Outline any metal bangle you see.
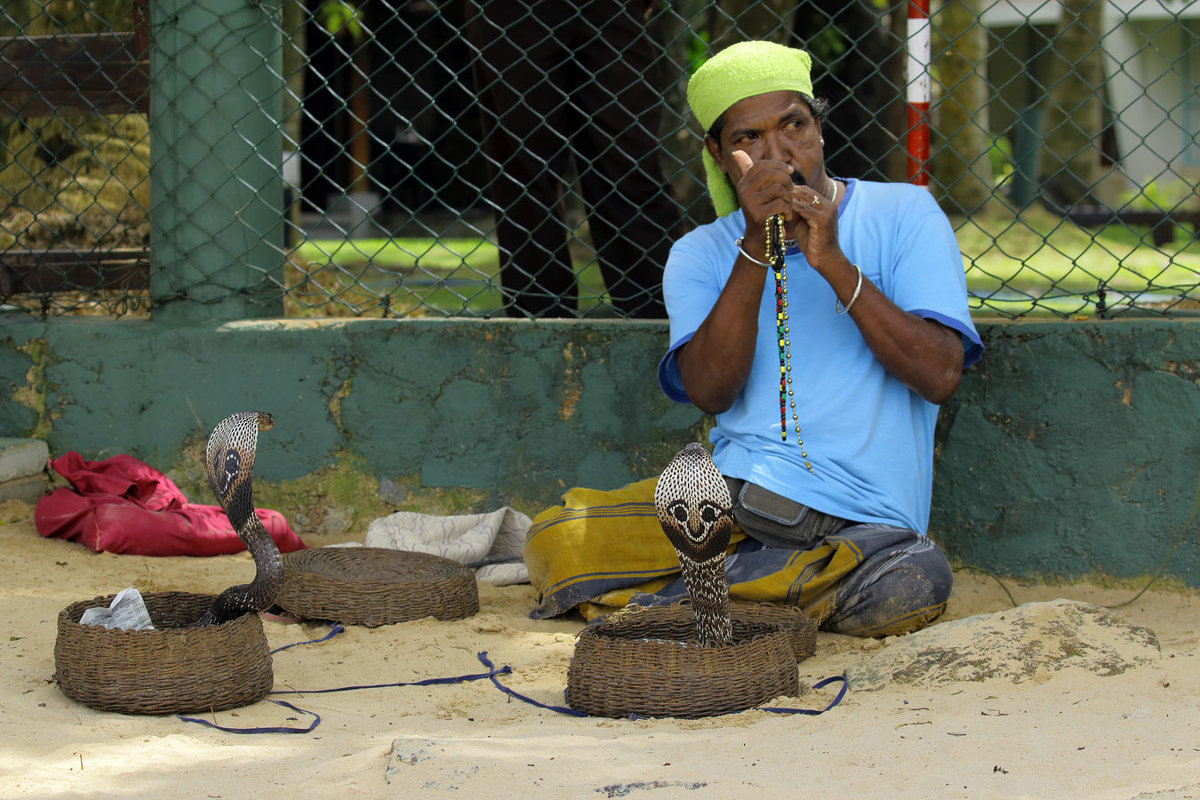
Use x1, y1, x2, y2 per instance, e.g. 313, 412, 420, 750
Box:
836, 264, 864, 314
734, 237, 773, 269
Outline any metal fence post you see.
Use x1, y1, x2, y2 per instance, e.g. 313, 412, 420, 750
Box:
149, 0, 284, 322
906, 0, 931, 187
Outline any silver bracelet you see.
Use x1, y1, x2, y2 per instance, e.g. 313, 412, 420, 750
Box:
734, 237, 773, 269
836, 264, 864, 314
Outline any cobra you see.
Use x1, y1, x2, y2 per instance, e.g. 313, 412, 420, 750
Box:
653, 442, 735, 646
192, 411, 284, 627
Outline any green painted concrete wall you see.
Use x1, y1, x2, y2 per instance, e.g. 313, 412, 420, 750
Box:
1, 315, 1196, 586
0, 316, 702, 504
931, 318, 1200, 585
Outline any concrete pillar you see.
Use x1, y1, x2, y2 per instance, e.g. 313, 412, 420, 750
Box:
149, 0, 285, 322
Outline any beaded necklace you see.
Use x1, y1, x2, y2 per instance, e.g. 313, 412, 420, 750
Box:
765, 215, 812, 474
764, 178, 839, 476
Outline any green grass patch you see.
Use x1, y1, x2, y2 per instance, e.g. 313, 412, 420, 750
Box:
295, 237, 499, 272
289, 236, 617, 317
957, 204, 1200, 317
287, 206, 1200, 319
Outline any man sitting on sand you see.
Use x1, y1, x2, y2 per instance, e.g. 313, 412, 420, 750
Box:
525, 41, 983, 637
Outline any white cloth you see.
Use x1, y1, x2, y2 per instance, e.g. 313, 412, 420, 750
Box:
79, 587, 154, 630
364, 507, 531, 585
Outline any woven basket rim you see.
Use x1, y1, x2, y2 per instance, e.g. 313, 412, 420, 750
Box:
283, 546, 470, 579
586, 612, 784, 646
277, 546, 479, 626
55, 591, 273, 715
566, 605, 801, 718
60, 591, 250, 630
603, 601, 818, 659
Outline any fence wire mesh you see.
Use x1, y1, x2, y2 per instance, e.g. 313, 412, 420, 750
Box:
0, 0, 1197, 320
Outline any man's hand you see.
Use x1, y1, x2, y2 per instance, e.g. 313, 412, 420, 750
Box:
731, 150, 841, 274
730, 150, 801, 257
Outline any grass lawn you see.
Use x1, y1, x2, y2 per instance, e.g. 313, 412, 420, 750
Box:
287, 207, 1200, 319
288, 236, 613, 318
955, 205, 1200, 317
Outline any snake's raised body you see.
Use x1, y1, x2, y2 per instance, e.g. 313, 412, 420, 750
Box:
653, 443, 735, 646
192, 411, 284, 627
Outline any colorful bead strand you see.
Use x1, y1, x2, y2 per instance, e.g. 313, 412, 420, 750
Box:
765, 214, 814, 475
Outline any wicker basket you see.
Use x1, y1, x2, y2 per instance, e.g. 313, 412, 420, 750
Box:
55, 592, 274, 715
275, 547, 479, 627
729, 601, 818, 661
566, 606, 799, 718
614, 601, 819, 662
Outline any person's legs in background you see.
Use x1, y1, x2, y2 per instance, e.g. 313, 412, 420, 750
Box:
572, 0, 680, 318
465, 1, 580, 317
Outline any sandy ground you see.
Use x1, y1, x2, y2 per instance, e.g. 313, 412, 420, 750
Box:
1, 497, 1198, 800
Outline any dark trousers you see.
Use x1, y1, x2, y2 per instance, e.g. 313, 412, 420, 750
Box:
465, 0, 680, 318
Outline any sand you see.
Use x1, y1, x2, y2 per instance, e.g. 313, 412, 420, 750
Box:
1, 497, 1198, 800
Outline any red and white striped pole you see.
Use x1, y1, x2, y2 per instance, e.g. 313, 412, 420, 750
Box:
906, 0, 931, 187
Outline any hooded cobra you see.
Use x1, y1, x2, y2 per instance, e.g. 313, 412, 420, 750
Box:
192, 411, 284, 627
653, 443, 735, 646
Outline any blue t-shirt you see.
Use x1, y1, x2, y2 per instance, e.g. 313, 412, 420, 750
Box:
657, 179, 983, 532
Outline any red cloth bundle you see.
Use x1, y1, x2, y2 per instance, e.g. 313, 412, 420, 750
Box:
35, 452, 306, 556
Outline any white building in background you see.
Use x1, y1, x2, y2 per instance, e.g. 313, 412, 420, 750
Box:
982, 0, 1199, 194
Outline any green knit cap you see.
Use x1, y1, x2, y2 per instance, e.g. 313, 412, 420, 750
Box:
687, 41, 814, 217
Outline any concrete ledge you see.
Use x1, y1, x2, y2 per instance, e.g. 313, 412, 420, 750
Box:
0, 315, 1196, 586
0, 473, 48, 505
0, 437, 48, 483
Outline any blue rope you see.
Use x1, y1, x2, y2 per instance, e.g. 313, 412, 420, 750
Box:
759, 674, 849, 715
475, 652, 848, 718
178, 624, 510, 734
269, 663, 512, 696
179, 627, 848, 733
177, 699, 320, 735
477, 651, 588, 717
269, 622, 344, 654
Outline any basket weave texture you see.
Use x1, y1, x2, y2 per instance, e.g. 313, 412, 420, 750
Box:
276, 547, 479, 627
729, 601, 818, 661
566, 606, 799, 718
55, 591, 274, 715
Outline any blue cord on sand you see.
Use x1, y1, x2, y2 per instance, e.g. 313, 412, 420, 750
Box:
178, 624, 510, 734
269, 622, 344, 654
475, 651, 848, 719
178, 626, 848, 733
477, 651, 588, 717
178, 699, 320, 735
759, 674, 848, 715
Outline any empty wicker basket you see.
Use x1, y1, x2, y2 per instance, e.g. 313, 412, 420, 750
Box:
55, 591, 274, 715
275, 547, 479, 627
566, 605, 799, 719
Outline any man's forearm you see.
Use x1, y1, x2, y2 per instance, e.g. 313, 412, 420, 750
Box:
843, 275, 964, 404
677, 259, 770, 414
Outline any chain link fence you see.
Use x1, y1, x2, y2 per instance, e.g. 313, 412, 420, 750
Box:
0, 0, 1197, 320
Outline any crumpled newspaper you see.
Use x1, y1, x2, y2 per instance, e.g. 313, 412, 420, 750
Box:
79, 587, 154, 630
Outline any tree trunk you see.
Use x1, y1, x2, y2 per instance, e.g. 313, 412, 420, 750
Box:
281, 0, 305, 247
1040, 0, 1105, 206
657, 0, 711, 227
930, 0, 992, 212
281, 2, 306, 169
795, 0, 901, 183
884, 2, 910, 182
